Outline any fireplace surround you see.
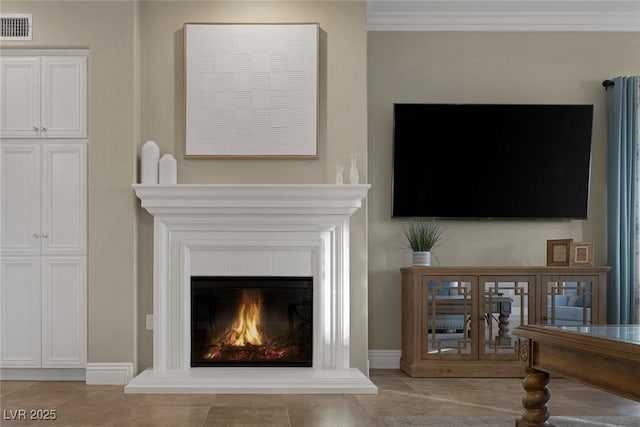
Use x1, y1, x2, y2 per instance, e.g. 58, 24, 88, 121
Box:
127, 184, 376, 393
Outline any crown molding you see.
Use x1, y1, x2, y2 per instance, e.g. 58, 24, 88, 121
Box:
367, 0, 640, 31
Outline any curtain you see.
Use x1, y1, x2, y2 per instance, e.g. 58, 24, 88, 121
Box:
606, 76, 639, 324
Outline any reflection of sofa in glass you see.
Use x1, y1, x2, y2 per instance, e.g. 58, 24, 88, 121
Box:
547, 293, 591, 325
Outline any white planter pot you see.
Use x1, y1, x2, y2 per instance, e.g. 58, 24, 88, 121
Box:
412, 251, 432, 266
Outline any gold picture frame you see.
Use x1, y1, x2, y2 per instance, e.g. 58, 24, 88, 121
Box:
570, 241, 594, 266
546, 239, 572, 266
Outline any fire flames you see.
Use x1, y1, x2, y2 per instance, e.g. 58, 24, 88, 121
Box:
223, 290, 263, 346
203, 290, 294, 362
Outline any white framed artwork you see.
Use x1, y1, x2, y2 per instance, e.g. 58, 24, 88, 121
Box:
185, 23, 319, 158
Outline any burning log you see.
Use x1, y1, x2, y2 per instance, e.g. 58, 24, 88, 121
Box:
203, 341, 293, 361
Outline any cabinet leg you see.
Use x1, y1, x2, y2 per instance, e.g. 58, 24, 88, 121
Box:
515, 367, 554, 427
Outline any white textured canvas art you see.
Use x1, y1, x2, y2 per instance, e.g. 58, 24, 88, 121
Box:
185, 23, 318, 157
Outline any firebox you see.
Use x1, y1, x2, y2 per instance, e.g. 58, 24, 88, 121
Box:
191, 276, 313, 367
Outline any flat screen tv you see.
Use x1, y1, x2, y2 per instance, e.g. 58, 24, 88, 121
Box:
392, 103, 594, 219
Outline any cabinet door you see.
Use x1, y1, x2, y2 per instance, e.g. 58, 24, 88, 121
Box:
41, 144, 86, 254
0, 257, 41, 367
0, 144, 41, 254
41, 256, 86, 367
0, 57, 41, 138
421, 276, 477, 360
40, 57, 87, 138
541, 275, 597, 325
478, 276, 534, 361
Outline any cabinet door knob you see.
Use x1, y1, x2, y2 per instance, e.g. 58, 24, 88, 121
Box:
42, 233, 49, 238
33, 232, 40, 239
33, 126, 39, 132
40, 127, 47, 132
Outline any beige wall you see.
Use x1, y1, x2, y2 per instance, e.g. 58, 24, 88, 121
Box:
8, 2, 632, 370
1, 2, 139, 363
367, 31, 640, 350
1, 1, 369, 374
135, 1, 369, 373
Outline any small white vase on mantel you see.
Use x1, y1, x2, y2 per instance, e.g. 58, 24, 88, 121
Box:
412, 251, 432, 266
141, 140, 159, 184
335, 165, 344, 184
349, 155, 359, 184
159, 154, 177, 184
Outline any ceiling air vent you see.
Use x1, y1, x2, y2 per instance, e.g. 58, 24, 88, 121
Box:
1, 14, 32, 41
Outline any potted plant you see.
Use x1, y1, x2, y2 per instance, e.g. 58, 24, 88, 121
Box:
403, 218, 444, 266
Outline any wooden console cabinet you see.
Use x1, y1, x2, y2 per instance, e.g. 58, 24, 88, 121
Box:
400, 266, 610, 377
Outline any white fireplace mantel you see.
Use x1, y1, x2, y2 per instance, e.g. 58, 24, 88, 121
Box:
127, 184, 377, 394
132, 184, 370, 215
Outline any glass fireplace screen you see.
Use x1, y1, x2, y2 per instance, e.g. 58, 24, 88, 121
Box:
191, 276, 313, 367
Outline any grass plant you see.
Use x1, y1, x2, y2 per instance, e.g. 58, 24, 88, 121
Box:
403, 218, 444, 252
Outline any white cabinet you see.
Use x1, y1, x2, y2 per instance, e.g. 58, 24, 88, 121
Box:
0, 257, 86, 368
1, 143, 86, 255
41, 144, 87, 254
41, 257, 87, 367
0, 143, 40, 254
0, 257, 41, 367
0, 50, 87, 373
0, 143, 86, 369
0, 55, 86, 138
0, 58, 39, 138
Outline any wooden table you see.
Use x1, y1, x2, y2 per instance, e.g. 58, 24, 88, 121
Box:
513, 325, 640, 427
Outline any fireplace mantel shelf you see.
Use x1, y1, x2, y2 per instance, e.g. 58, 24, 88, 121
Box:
132, 184, 371, 216
128, 183, 377, 394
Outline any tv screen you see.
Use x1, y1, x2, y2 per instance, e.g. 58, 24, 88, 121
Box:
392, 103, 594, 219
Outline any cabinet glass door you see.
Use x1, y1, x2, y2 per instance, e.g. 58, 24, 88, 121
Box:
480, 277, 533, 360
422, 277, 475, 359
543, 276, 594, 325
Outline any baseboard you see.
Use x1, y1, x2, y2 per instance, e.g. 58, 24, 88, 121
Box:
0, 368, 86, 381
368, 349, 401, 369
85, 363, 133, 385
5, 359, 391, 383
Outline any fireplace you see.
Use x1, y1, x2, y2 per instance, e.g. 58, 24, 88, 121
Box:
191, 276, 312, 367
128, 184, 377, 394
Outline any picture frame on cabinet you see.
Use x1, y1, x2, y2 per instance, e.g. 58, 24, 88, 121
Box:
546, 239, 572, 266
184, 23, 319, 158
570, 241, 594, 266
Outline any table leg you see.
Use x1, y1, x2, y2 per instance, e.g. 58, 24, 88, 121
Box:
515, 366, 554, 427
496, 301, 512, 346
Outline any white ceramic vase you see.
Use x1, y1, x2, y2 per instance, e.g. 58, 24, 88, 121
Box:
159, 154, 177, 184
349, 155, 359, 184
335, 166, 344, 184
141, 140, 160, 184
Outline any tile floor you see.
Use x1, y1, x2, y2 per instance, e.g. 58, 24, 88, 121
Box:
1, 369, 639, 426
